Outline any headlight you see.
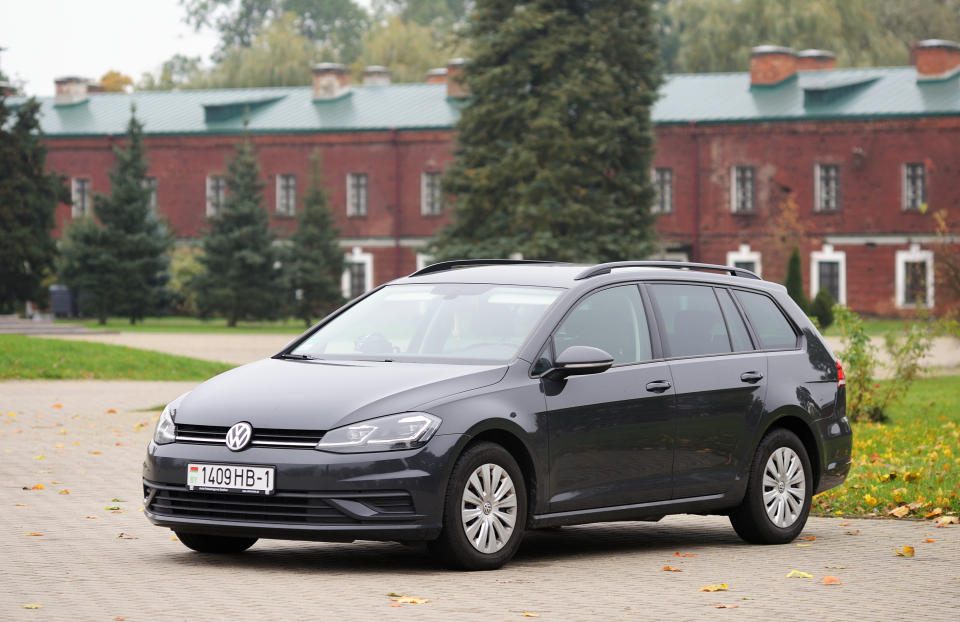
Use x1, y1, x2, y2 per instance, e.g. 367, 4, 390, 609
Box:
153, 392, 188, 445
316, 412, 441, 453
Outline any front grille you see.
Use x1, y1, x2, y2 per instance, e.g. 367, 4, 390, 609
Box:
147, 485, 417, 525
175, 424, 325, 448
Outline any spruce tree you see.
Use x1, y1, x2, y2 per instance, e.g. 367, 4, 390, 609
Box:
0, 97, 68, 313
287, 151, 345, 327
785, 247, 809, 312
429, 0, 662, 262
193, 131, 281, 326
59, 108, 171, 324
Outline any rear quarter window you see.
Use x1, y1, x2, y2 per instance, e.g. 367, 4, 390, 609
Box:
734, 290, 798, 350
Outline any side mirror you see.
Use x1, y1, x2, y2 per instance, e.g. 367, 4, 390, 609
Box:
544, 346, 614, 380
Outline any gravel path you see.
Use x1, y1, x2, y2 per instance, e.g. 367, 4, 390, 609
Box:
1, 380, 957, 621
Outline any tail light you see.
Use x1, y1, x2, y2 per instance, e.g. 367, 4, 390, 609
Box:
836, 360, 846, 387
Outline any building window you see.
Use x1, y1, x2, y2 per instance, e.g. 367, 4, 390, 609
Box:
341, 247, 374, 299
275, 174, 296, 216
903, 163, 926, 211
142, 177, 157, 215
895, 243, 934, 308
416, 253, 434, 271
346, 173, 368, 217
810, 244, 846, 304
652, 168, 673, 214
421, 172, 443, 216
726, 243, 762, 277
730, 166, 755, 213
815, 164, 839, 212
71, 178, 91, 218
206, 175, 226, 217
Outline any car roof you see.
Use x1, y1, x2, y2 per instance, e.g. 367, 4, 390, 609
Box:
395, 261, 787, 294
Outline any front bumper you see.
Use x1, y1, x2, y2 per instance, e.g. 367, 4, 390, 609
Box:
142, 433, 464, 542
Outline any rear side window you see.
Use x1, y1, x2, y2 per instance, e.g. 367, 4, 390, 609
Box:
716, 288, 754, 351
734, 290, 798, 350
649, 284, 731, 357
554, 285, 652, 365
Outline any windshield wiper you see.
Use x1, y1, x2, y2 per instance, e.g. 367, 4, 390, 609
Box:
276, 353, 318, 360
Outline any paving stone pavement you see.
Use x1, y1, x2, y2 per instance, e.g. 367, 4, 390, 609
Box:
1, 380, 958, 622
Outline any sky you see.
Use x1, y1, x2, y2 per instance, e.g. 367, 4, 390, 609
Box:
0, 0, 221, 96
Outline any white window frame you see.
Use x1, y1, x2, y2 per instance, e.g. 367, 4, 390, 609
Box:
341, 246, 374, 299
346, 173, 368, 217
415, 253, 434, 271
275, 174, 296, 216
730, 166, 755, 213
206, 175, 226, 217
814, 163, 839, 212
902, 163, 926, 212
726, 243, 762, 277
895, 243, 934, 308
71, 177, 91, 218
420, 172, 443, 216
652, 168, 673, 214
810, 244, 846, 304
142, 177, 158, 215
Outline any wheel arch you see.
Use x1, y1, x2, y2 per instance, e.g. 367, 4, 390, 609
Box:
459, 426, 540, 525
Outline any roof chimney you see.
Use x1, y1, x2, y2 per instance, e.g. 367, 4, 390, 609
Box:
797, 49, 836, 71
54, 76, 89, 106
446, 58, 469, 98
750, 46, 797, 86
425, 67, 447, 84
312, 62, 350, 100
912, 39, 960, 81
362, 65, 391, 86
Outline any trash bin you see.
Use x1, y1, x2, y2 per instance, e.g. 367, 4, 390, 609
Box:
49, 285, 77, 318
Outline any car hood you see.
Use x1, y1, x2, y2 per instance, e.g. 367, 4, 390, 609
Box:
176, 357, 508, 430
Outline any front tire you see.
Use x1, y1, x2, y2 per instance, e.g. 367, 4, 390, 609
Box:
428, 442, 527, 570
175, 531, 258, 554
729, 428, 812, 544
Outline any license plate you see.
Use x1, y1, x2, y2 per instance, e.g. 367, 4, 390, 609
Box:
187, 463, 275, 495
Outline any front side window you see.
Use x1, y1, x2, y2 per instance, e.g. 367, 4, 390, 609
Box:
649, 284, 732, 358
731, 166, 755, 213
346, 173, 368, 217
421, 172, 443, 216
903, 163, 926, 211
815, 164, 839, 212
553, 285, 652, 365
292, 284, 563, 364
71, 177, 91, 218
276, 174, 296, 216
206, 175, 226, 217
734, 290, 798, 350
653, 168, 673, 214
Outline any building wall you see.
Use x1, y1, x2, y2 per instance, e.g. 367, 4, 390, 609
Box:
43, 117, 960, 315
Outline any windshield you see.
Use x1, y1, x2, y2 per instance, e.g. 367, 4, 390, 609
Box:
291, 283, 564, 364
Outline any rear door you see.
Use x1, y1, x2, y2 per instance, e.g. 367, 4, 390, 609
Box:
646, 283, 767, 500
543, 284, 676, 512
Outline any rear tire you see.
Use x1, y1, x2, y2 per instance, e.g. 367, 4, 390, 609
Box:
729, 428, 812, 544
175, 531, 258, 554
428, 442, 527, 570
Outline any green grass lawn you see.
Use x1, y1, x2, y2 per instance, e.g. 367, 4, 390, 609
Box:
819, 318, 935, 337
812, 374, 960, 519
0, 335, 234, 381
55, 316, 308, 335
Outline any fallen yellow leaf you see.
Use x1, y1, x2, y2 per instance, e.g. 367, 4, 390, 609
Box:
699, 584, 728, 592
863, 494, 878, 506
24, 532, 43, 537
796, 543, 811, 547
903, 471, 922, 482
934, 515, 958, 526
89, 451, 101, 455
22, 604, 42, 609
923, 538, 935, 543
106, 409, 118, 414
839, 521, 852, 527
888, 506, 910, 518
894, 545, 915, 557
521, 614, 540, 618
30, 484, 44, 490
52, 404, 62, 409
845, 529, 861, 535
33, 456, 46, 460
800, 535, 817, 541
58, 489, 70, 495
713, 604, 739, 609
821, 575, 842, 585
675, 552, 696, 557
391, 596, 429, 604
924, 508, 943, 519
786, 570, 813, 578
662, 566, 683, 572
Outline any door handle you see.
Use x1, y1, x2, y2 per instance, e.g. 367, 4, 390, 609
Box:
645, 380, 672, 393
740, 371, 764, 383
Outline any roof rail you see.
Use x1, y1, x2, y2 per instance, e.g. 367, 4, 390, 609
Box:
574, 261, 761, 281
409, 259, 558, 277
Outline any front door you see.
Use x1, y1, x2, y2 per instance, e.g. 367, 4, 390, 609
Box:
545, 284, 676, 513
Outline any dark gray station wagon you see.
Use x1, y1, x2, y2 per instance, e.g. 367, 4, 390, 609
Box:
144, 260, 852, 570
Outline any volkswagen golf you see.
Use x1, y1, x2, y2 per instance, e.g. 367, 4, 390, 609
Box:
144, 260, 852, 570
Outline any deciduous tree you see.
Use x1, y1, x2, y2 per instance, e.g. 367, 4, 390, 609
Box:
430, 0, 662, 262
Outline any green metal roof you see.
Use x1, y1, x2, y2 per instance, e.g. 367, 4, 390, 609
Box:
10, 66, 960, 137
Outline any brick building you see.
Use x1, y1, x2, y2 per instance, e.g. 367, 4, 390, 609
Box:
11, 42, 960, 314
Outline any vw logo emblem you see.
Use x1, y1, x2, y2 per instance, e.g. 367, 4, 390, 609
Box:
225, 422, 253, 451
